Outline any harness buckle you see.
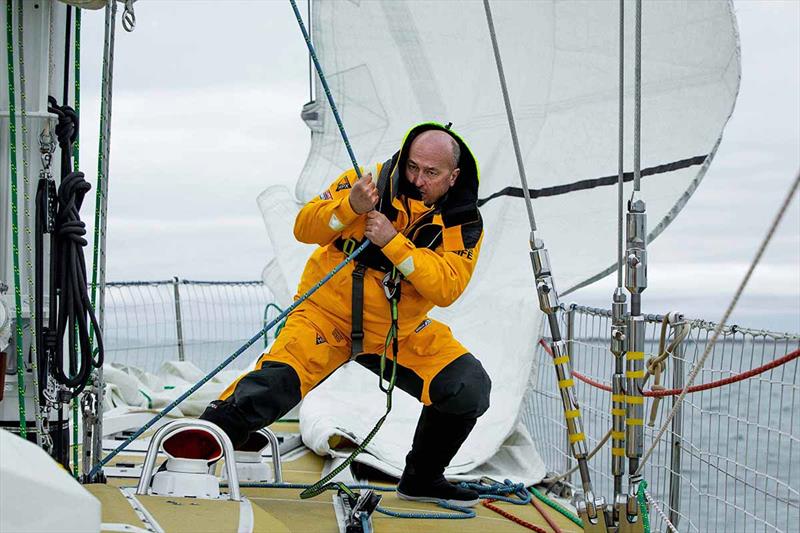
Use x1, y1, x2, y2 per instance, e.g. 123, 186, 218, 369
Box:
342, 238, 358, 257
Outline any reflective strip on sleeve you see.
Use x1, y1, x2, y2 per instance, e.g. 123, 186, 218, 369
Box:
328, 214, 345, 231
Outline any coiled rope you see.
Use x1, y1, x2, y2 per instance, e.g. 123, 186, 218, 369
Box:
233, 479, 533, 521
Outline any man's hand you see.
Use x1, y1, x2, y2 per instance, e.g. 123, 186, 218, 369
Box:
364, 211, 398, 247
348, 172, 379, 215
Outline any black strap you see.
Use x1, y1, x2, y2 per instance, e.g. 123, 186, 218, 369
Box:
350, 263, 367, 357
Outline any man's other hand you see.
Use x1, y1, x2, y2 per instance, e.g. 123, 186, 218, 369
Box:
349, 172, 379, 214
364, 211, 398, 247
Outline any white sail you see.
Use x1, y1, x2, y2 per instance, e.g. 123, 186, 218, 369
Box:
260, 0, 742, 479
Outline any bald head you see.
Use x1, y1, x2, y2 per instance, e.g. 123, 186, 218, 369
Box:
412, 130, 461, 169
405, 130, 462, 206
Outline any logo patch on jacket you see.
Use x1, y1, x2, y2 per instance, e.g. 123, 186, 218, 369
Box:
454, 249, 474, 260
335, 178, 351, 192
415, 319, 431, 333
319, 190, 333, 200
315, 333, 326, 345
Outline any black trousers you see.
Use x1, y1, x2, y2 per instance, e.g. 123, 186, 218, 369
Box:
200, 352, 491, 450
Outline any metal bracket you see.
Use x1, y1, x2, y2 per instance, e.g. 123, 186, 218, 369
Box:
136, 419, 241, 501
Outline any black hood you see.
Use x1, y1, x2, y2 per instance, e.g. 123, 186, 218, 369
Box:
382, 122, 480, 227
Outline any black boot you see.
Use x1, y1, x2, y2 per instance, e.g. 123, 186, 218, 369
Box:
396, 406, 480, 507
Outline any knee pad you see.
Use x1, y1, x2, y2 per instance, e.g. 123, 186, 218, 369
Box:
429, 353, 492, 419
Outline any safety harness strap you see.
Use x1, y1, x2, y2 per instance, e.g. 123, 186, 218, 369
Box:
350, 263, 367, 357
344, 159, 394, 357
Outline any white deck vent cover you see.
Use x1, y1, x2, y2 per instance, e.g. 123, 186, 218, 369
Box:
151, 426, 224, 499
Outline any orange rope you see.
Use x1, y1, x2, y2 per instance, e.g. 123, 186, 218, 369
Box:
529, 494, 563, 533
538, 339, 799, 396
482, 499, 549, 532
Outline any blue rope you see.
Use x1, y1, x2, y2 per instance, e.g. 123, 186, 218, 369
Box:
87, 240, 369, 479
234, 481, 475, 519
460, 479, 532, 505
90, 0, 370, 485
288, 0, 363, 181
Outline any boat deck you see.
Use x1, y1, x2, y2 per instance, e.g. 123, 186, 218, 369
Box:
88, 421, 580, 532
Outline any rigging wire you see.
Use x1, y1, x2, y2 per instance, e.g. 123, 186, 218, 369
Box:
481, 0, 537, 234
633, 0, 642, 194
634, 170, 800, 476
617, 0, 625, 288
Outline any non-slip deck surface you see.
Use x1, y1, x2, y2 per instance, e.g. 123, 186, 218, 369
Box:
96, 420, 580, 532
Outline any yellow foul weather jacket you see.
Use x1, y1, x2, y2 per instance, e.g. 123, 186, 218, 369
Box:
292, 123, 484, 355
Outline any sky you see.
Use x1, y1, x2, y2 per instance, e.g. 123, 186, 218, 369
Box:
70, 0, 798, 332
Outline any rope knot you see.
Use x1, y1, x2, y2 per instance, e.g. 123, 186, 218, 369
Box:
47, 96, 79, 149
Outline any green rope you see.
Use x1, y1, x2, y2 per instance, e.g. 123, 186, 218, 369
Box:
73, 8, 80, 171
528, 486, 584, 529
90, 2, 112, 341
637, 479, 651, 533
15, 0, 46, 448
263, 302, 285, 348
299, 299, 399, 500
71, 7, 82, 478
6, 0, 27, 438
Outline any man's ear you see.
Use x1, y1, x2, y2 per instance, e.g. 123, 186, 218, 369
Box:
449, 168, 460, 186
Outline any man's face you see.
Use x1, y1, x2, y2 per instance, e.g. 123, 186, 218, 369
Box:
405, 133, 460, 207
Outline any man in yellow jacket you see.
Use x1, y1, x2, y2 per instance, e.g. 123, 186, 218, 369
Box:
201, 123, 490, 506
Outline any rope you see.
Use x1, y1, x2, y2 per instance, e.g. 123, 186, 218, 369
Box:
635, 170, 800, 476
482, 0, 536, 233
300, 298, 399, 500
541, 429, 611, 487
88, 239, 369, 479
636, 479, 650, 533
72, 6, 82, 478
528, 487, 583, 529
481, 500, 549, 533
15, 0, 46, 448
460, 479, 531, 505
231, 481, 475, 520
538, 338, 800, 397
529, 495, 563, 533
288, 0, 363, 181
642, 487, 679, 533
262, 302, 285, 348
85, 0, 119, 480
6, 0, 27, 438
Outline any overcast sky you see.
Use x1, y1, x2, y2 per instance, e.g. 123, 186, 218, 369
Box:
72, 0, 798, 332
